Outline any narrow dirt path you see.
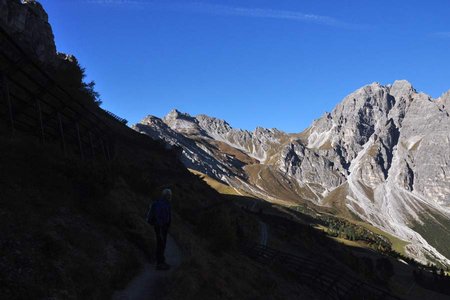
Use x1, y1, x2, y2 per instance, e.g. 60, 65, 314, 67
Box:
112, 235, 182, 300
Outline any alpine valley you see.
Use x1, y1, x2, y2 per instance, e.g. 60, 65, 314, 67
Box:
134, 80, 450, 266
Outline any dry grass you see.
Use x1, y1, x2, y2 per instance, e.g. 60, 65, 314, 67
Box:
0, 131, 413, 299
321, 183, 350, 213
352, 221, 409, 256
318, 140, 333, 150
0, 131, 250, 299
209, 140, 259, 165
360, 183, 375, 203
331, 236, 367, 248
0, 137, 153, 299
165, 210, 319, 300
188, 169, 243, 196
244, 164, 306, 204
367, 144, 379, 157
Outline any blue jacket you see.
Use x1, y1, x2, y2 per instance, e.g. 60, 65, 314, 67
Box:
147, 198, 171, 226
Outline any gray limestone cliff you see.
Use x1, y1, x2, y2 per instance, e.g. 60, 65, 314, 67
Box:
135, 80, 450, 266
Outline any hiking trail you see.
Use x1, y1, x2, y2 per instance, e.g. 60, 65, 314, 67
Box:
112, 235, 182, 300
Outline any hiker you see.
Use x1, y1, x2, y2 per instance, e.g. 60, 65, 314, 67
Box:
147, 188, 172, 270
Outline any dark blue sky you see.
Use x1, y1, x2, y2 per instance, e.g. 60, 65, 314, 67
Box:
40, 0, 450, 133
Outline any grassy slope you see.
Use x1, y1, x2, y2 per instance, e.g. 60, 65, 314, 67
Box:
411, 211, 450, 263
0, 133, 324, 299
320, 183, 410, 256
195, 168, 411, 259
188, 169, 243, 196
255, 204, 450, 300
244, 164, 318, 205
355, 221, 409, 256
0, 138, 150, 299
187, 151, 450, 298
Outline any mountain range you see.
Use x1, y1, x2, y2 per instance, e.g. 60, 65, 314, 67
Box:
134, 80, 450, 266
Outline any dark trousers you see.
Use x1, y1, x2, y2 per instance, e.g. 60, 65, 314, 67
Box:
154, 225, 169, 265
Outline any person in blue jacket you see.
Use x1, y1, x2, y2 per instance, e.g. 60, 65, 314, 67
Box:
146, 188, 172, 270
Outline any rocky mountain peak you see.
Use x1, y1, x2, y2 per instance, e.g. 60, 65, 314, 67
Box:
254, 126, 273, 134
438, 90, 450, 108
359, 82, 384, 94
196, 114, 233, 135
162, 109, 205, 136
440, 90, 450, 99
140, 114, 163, 125
389, 80, 416, 99
164, 109, 193, 121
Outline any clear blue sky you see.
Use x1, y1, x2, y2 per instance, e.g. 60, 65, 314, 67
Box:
40, 0, 450, 133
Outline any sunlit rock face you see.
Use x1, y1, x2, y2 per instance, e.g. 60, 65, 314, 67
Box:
397, 92, 450, 207
277, 141, 345, 192
161, 109, 287, 163
136, 82, 450, 265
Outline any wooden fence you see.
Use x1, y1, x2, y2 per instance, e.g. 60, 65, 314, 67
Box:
0, 24, 126, 160
243, 243, 404, 300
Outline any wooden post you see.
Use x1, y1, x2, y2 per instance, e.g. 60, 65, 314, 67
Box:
1, 72, 15, 136
101, 139, 107, 160
89, 132, 95, 160
76, 123, 84, 160
105, 141, 111, 161
57, 112, 66, 155
36, 99, 45, 143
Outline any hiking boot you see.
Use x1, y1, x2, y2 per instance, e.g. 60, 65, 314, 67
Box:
156, 263, 171, 271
